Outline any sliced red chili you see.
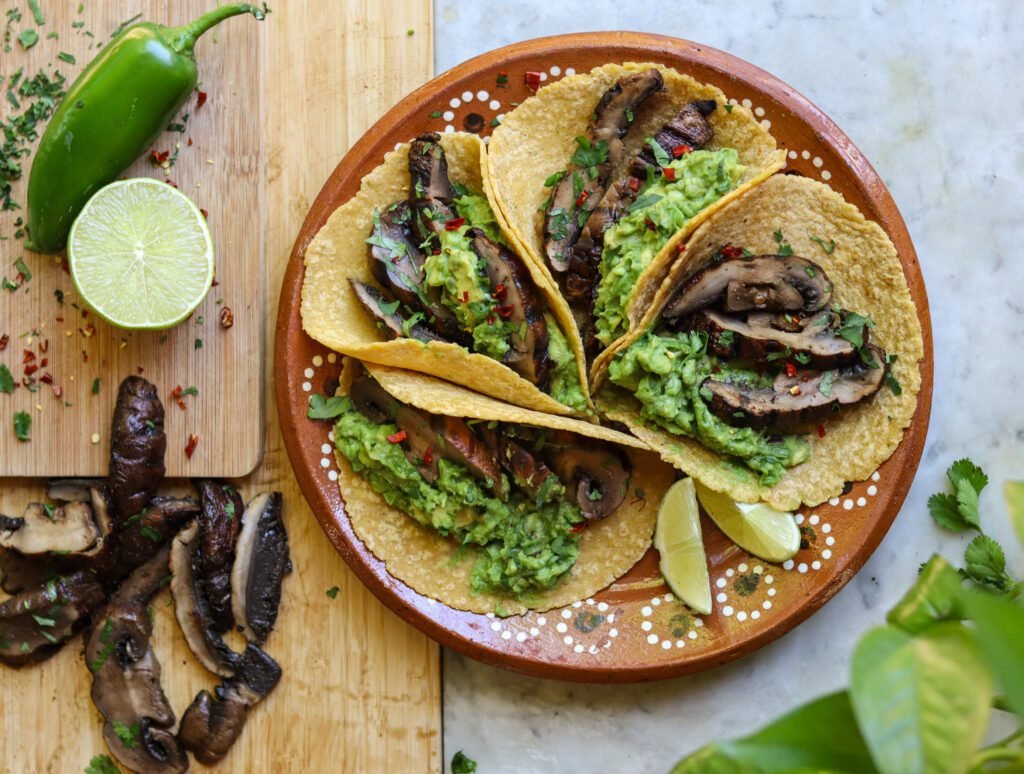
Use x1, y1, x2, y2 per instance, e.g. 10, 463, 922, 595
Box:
492, 283, 507, 300
569, 522, 587, 533
39, 372, 53, 384
677, 243, 686, 253
387, 429, 407, 444
524, 70, 542, 92
673, 143, 693, 158
644, 217, 656, 231
444, 217, 466, 231
196, 90, 208, 109
184, 434, 199, 459
0, 334, 8, 351
423, 447, 434, 465
497, 305, 514, 318
462, 290, 469, 303
662, 167, 676, 182
39, 358, 47, 368
720, 244, 744, 259
24, 363, 38, 376
22, 349, 35, 364
150, 149, 170, 164
628, 177, 640, 192
170, 385, 187, 411
784, 362, 797, 378
575, 189, 589, 208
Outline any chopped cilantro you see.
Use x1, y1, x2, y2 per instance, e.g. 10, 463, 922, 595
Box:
836, 312, 875, 349
27, 0, 45, 25
85, 754, 121, 774
627, 192, 663, 213
91, 377, 100, 394
570, 135, 608, 172
180, 385, 199, 396
0, 363, 13, 393
724, 104, 734, 113
810, 235, 836, 255
88, 618, 115, 672
793, 351, 812, 365
307, 393, 347, 420
819, 370, 834, 398
13, 410, 30, 441
112, 720, 140, 749
885, 352, 902, 395
326, 586, 340, 599
17, 29, 38, 49
138, 525, 161, 542
31, 614, 55, 627
542, 170, 566, 188
451, 751, 477, 773
773, 228, 794, 256
717, 330, 735, 348
57, 51, 76, 64
429, 110, 442, 118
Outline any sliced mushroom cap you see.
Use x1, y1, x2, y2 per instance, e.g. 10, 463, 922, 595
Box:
179, 643, 282, 766
468, 228, 552, 387
116, 496, 200, 574
630, 99, 717, 179
230, 493, 290, 644
544, 440, 632, 521
0, 501, 100, 555
45, 477, 106, 503
544, 69, 664, 272
350, 279, 445, 343
0, 548, 57, 595
108, 376, 166, 524
195, 481, 244, 634
408, 132, 457, 228
703, 344, 888, 430
87, 546, 187, 774
170, 521, 239, 678
664, 255, 834, 323
430, 415, 506, 496
695, 308, 861, 370
0, 571, 104, 668
496, 436, 558, 501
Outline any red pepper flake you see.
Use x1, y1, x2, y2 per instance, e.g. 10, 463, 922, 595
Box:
711, 365, 721, 374
196, 90, 208, 109
662, 167, 676, 182
524, 70, 542, 92
497, 305, 514, 319
150, 149, 170, 165
219, 306, 234, 329
444, 217, 466, 231
677, 243, 686, 253
82, 352, 88, 363
784, 361, 797, 378
817, 424, 826, 439
80, 324, 95, 338
432, 249, 441, 256
55, 316, 64, 323
211, 277, 219, 287
644, 217, 656, 231
386, 429, 407, 444
461, 290, 469, 304
423, 447, 434, 465
24, 363, 38, 376
199, 208, 209, 220
492, 283, 507, 300
39, 339, 48, 353
673, 143, 693, 158
628, 177, 640, 192
187, 137, 193, 146
720, 243, 744, 259
575, 189, 589, 208
22, 349, 35, 364
486, 315, 496, 325
165, 180, 178, 189
82, 308, 89, 318
0, 334, 8, 351
39, 372, 53, 384
137, 366, 145, 375
184, 433, 199, 459
170, 385, 187, 411
569, 522, 588, 534
39, 358, 47, 368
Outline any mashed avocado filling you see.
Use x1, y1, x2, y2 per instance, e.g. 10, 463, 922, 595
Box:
421, 189, 586, 410
608, 329, 810, 486
594, 149, 744, 347
333, 398, 584, 598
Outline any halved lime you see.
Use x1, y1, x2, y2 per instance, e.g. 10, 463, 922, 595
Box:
654, 477, 711, 614
694, 481, 800, 563
68, 178, 214, 330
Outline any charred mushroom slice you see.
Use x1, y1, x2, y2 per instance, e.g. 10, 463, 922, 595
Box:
45, 477, 106, 503
695, 309, 862, 370
231, 493, 291, 644
349, 279, 445, 343
544, 438, 631, 521
543, 69, 664, 273
430, 415, 506, 496
663, 255, 834, 323
631, 99, 717, 178
409, 132, 458, 243
703, 344, 888, 430
0, 501, 100, 555
108, 376, 166, 524
170, 521, 239, 677
179, 643, 282, 766
0, 571, 103, 668
497, 437, 558, 501
116, 496, 200, 575
468, 228, 552, 387
87, 546, 187, 774
196, 481, 244, 634
0, 549, 58, 595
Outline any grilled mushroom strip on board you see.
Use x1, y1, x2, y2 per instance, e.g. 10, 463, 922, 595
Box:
45, 477, 106, 503
86, 546, 187, 774
543, 69, 664, 273
0, 501, 101, 555
108, 376, 167, 524
196, 481, 244, 633
179, 643, 282, 765
231, 492, 291, 644
0, 571, 104, 668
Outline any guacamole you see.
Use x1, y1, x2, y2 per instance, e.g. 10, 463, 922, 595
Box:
333, 399, 584, 598
608, 329, 809, 486
544, 313, 588, 411
594, 149, 744, 347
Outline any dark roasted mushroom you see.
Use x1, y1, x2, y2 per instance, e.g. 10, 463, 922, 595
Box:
0, 548, 57, 595
115, 496, 199, 575
408, 132, 458, 245
0, 571, 104, 668
663, 254, 834, 323
179, 643, 282, 766
196, 481, 244, 634
496, 436, 558, 501
349, 279, 445, 343
0, 501, 100, 555
45, 477, 106, 503
543, 69, 664, 272
468, 228, 551, 387
695, 308, 862, 370
544, 436, 631, 521
86, 546, 187, 774
170, 521, 239, 677
230, 492, 291, 644
703, 344, 888, 430
108, 376, 166, 524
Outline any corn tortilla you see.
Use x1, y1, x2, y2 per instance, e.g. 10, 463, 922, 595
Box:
335, 360, 675, 615
596, 174, 923, 511
301, 132, 591, 416
486, 61, 786, 371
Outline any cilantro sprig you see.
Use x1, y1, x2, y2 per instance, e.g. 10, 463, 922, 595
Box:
307, 393, 347, 420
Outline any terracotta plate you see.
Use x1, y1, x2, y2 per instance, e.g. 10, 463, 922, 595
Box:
275, 33, 933, 682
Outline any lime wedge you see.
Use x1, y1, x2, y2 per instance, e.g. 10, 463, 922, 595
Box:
694, 481, 800, 563
68, 178, 214, 330
654, 477, 711, 614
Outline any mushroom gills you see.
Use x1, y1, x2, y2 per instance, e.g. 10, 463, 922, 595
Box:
543, 438, 632, 521
231, 492, 291, 644
86, 546, 188, 774
703, 343, 888, 430
179, 643, 282, 766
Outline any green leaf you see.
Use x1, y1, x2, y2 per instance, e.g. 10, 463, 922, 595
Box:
112, 719, 140, 749
954, 478, 980, 530
13, 410, 30, 441
1005, 481, 1024, 546
962, 534, 1009, 591
947, 459, 988, 498
886, 555, 963, 634
961, 590, 1024, 719
0, 363, 13, 393
542, 170, 565, 188
84, 754, 121, 774
671, 691, 876, 774
850, 623, 991, 774
627, 192, 663, 213
646, 137, 670, 168
810, 235, 836, 255
451, 750, 477, 773
307, 394, 346, 420
927, 493, 970, 532
837, 312, 875, 349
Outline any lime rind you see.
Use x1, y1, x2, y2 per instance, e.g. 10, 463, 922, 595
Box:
655, 477, 712, 614
694, 481, 801, 563
67, 178, 215, 330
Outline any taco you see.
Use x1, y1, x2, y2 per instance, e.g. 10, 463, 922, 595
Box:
597, 174, 923, 511
487, 62, 786, 372
327, 359, 674, 615
302, 131, 591, 416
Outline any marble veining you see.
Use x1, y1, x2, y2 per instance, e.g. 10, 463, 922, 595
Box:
435, 2, 1024, 771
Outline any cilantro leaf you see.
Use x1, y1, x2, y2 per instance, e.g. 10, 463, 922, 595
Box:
542, 170, 565, 188
13, 410, 30, 441
836, 312, 875, 349
885, 353, 902, 395
307, 394, 347, 420
947, 458, 989, 497
772, 229, 794, 255
963, 534, 1010, 591
571, 137, 608, 170
451, 751, 477, 774
627, 192, 663, 213
954, 477, 981, 530
645, 138, 670, 168
325, 586, 340, 599
0, 363, 13, 393
810, 235, 836, 255
85, 754, 121, 774
112, 720, 140, 749
928, 492, 971, 532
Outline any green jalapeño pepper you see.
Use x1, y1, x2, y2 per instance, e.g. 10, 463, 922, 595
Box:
25, 3, 267, 253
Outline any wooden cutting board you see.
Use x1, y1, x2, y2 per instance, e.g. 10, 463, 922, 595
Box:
1, 1, 441, 771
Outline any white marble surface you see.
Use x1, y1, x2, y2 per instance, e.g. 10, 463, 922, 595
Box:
435, 2, 1024, 771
